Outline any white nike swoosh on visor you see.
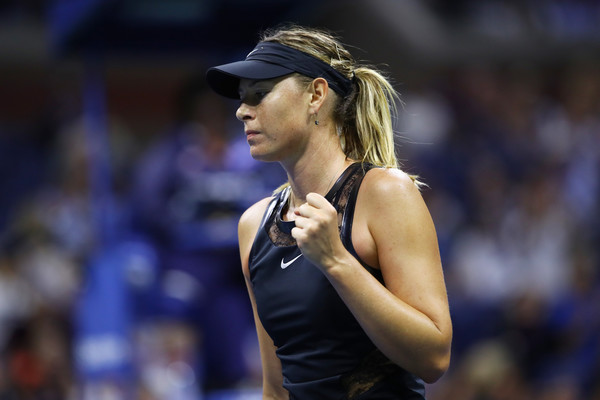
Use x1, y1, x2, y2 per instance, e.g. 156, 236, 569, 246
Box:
280, 254, 302, 269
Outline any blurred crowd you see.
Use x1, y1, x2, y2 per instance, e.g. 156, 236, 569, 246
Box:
1, 1, 600, 400
2, 62, 598, 400
0, 71, 286, 399
399, 62, 600, 400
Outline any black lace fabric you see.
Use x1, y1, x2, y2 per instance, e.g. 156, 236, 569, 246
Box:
340, 349, 402, 399
266, 170, 361, 247
268, 206, 296, 247
263, 165, 401, 399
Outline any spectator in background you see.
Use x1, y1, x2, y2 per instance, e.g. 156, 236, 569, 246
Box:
423, 63, 600, 400
130, 73, 285, 393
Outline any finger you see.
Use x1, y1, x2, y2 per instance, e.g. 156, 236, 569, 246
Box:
295, 202, 319, 218
290, 226, 307, 243
290, 226, 299, 238
292, 215, 309, 229
305, 192, 329, 208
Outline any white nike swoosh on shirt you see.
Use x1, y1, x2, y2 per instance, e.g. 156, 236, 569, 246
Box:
280, 254, 302, 269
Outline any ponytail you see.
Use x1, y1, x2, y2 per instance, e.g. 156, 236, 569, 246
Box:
338, 67, 423, 187
338, 67, 399, 169
261, 24, 423, 190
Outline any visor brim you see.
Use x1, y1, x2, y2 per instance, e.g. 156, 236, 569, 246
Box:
206, 60, 294, 99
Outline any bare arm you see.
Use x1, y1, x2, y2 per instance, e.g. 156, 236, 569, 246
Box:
238, 199, 289, 399
291, 169, 452, 383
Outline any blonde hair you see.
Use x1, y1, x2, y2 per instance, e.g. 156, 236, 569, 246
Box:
261, 24, 422, 187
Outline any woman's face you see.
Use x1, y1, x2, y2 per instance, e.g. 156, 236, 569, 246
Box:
236, 75, 312, 162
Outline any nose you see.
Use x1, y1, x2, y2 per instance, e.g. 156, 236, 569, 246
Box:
236, 102, 254, 122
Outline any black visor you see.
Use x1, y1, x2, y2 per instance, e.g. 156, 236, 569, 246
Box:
206, 41, 352, 99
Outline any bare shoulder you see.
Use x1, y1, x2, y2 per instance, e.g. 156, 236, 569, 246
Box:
360, 166, 437, 246
352, 167, 433, 268
240, 196, 273, 229
361, 167, 425, 208
238, 196, 275, 277
239, 196, 274, 242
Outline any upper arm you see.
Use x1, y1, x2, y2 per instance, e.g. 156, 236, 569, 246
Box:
362, 169, 452, 336
238, 198, 289, 398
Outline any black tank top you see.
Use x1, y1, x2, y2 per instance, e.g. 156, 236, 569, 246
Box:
248, 162, 426, 399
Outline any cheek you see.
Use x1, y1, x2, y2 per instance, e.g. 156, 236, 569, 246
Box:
263, 100, 304, 134
259, 83, 309, 137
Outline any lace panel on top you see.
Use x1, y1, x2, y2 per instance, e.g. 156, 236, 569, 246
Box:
266, 168, 363, 247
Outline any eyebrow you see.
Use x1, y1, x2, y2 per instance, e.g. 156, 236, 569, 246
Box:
238, 79, 275, 97
246, 80, 273, 89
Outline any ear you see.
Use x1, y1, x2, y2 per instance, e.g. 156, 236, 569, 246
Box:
307, 77, 329, 114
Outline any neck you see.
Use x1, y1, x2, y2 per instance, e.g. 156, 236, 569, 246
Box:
285, 151, 352, 209
280, 118, 352, 210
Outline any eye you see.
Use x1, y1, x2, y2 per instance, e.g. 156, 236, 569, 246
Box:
240, 90, 270, 107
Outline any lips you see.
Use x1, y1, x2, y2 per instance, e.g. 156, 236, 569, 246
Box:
245, 130, 259, 140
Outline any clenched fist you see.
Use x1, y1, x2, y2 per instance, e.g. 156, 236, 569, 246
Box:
291, 192, 348, 271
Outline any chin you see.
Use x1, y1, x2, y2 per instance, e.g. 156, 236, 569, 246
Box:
250, 149, 278, 163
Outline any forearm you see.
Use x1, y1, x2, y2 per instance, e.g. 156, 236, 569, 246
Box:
262, 390, 288, 400
262, 387, 288, 400
260, 360, 288, 400
323, 253, 451, 383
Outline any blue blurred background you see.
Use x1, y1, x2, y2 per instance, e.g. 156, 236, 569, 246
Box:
0, 1, 599, 399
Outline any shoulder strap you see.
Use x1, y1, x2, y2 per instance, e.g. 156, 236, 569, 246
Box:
259, 187, 288, 231
326, 162, 363, 206
340, 163, 379, 270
